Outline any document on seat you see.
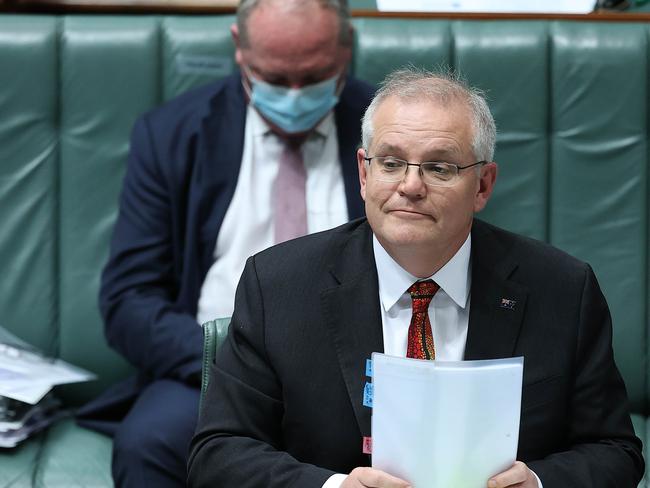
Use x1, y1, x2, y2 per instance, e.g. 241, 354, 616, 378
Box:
371, 354, 523, 488
0, 342, 95, 404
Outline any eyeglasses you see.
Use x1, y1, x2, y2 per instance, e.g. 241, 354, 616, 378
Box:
364, 156, 487, 187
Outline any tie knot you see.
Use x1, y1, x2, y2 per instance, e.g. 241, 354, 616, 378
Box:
408, 280, 439, 313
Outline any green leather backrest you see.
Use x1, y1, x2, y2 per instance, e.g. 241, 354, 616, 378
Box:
0, 16, 58, 356
0, 14, 647, 413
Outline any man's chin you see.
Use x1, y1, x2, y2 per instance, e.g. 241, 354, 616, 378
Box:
384, 226, 436, 249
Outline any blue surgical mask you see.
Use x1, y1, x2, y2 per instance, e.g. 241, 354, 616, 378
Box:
244, 69, 341, 134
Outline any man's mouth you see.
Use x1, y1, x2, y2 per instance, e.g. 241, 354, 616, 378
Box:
389, 209, 429, 219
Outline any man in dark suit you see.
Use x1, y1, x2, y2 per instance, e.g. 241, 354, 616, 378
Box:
79, 0, 374, 486
188, 68, 644, 487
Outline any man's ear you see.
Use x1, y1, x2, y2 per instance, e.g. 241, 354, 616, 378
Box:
357, 147, 368, 201
474, 162, 498, 212
231, 24, 243, 65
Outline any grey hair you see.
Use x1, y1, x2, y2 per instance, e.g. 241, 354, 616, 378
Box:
361, 67, 496, 162
237, 0, 352, 48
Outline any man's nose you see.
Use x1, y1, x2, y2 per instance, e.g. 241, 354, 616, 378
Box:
398, 165, 426, 197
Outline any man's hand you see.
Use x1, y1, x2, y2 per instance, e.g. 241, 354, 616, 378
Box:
341, 467, 411, 487
487, 461, 539, 488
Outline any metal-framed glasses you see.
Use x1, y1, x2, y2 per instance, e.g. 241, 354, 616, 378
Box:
364, 156, 487, 187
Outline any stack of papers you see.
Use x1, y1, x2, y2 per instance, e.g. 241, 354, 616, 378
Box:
0, 394, 64, 448
0, 326, 95, 448
371, 354, 523, 487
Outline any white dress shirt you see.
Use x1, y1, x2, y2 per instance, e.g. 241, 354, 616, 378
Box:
375, 234, 471, 360
323, 233, 542, 488
197, 106, 348, 324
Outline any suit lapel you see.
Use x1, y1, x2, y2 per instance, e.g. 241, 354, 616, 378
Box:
319, 219, 529, 439
195, 75, 247, 274
465, 220, 528, 360
321, 221, 382, 439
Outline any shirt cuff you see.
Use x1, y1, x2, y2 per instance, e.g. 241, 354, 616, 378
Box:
322, 473, 348, 488
532, 469, 543, 488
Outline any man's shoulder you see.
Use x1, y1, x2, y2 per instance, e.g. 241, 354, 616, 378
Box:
253, 219, 369, 272
341, 76, 375, 101
136, 73, 243, 138
473, 219, 589, 275
337, 76, 375, 114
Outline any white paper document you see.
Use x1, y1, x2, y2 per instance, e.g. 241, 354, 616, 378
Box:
371, 354, 523, 488
376, 0, 594, 14
0, 344, 96, 404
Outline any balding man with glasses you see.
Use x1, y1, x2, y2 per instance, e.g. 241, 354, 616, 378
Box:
189, 68, 643, 488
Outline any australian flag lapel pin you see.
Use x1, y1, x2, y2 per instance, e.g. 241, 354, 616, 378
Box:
500, 298, 517, 310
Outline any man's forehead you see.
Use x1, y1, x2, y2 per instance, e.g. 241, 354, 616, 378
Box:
376, 94, 467, 115
247, 2, 340, 46
248, 58, 339, 80
373, 96, 472, 130
372, 140, 465, 162
242, 3, 343, 83
370, 96, 474, 155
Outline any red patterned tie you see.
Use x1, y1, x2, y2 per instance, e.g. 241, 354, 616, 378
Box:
406, 280, 440, 360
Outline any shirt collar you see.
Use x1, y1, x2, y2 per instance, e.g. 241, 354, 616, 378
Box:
247, 104, 333, 140
373, 232, 472, 312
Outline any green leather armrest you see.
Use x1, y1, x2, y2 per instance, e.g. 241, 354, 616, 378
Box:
201, 317, 231, 401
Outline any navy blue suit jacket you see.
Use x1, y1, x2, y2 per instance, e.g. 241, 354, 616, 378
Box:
80, 74, 374, 432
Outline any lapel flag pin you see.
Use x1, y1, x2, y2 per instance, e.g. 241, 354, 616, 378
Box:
500, 298, 517, 310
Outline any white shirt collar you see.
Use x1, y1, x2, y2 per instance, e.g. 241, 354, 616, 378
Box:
373, 232, 472, 313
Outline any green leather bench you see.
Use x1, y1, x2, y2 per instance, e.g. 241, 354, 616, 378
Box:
0, 13, 647, 486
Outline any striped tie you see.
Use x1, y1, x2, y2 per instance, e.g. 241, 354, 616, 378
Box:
273, 141, 307, 244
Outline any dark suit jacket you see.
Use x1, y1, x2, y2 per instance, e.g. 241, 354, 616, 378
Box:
79, 74, 374, 432
188, 218, 643, 487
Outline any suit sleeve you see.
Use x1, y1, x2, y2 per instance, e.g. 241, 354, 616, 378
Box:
187, 256, 336, 487
99, 116, 203, 385
527, 265, 644, 487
